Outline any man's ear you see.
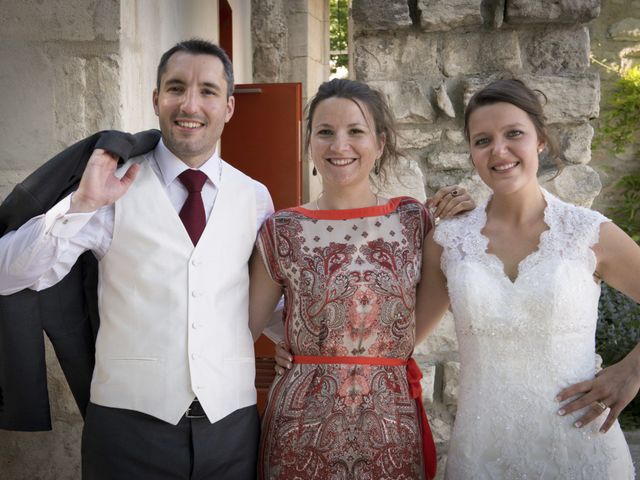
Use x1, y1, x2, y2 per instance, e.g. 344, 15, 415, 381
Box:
225, 95, 235, 123
152, 89, 159, 116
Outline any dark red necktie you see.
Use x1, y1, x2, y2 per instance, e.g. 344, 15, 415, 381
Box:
178, 169, 208, 246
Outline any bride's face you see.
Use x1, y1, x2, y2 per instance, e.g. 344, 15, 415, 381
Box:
467, 102, 545, 196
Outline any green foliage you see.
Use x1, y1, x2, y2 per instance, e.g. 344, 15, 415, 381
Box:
597, 284, 640, 366
607, 174, 640, 243
330, 0, 349, 73
596, 283, 640, 429
593, 65, 640, 153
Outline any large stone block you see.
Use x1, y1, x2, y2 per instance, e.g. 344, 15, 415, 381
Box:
417, 0, 483, 32
374, 157, 427, 202
428, 152, 472, 170
415, 312, 459, 357
519, 27, 590, 74
506, 0, 600, 24
368, 80, 436, 124
53, 56, 89, 150
443, 361, 461, 415
0, 42, 58, 171
442, 31, 522, 76
351, 0, 413, 31
353, 33, 439, 81
418, 363, 437, 404
543, 164, 602, 207
608, 17, 640, 41
85, 56, 121, 133
397, 127, 442, 150
463, 73, 600, 123
1, 0, 115, 41
429, 415, 452, 444
550, 123, 594, 165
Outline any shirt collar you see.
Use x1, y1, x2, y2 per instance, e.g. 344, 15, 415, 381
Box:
153, 138, 222, 187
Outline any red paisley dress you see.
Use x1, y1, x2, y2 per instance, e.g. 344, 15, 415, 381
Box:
256, 197, 432, 480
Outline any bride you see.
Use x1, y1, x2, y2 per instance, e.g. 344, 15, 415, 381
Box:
420, 78, 638, 478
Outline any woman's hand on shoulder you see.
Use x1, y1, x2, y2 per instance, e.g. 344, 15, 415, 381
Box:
426, 185, 475, 221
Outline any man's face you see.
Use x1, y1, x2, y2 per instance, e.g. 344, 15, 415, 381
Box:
153, 52, 235, 168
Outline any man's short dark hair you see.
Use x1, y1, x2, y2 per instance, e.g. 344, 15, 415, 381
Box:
156, 39, 234, 97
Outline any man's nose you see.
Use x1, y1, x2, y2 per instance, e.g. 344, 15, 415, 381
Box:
180, 89, 199, 114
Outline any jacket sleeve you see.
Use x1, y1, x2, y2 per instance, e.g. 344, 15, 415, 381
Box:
0, 129, 160, 431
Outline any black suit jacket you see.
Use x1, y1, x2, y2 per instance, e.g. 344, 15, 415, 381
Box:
0, 129, 161, 431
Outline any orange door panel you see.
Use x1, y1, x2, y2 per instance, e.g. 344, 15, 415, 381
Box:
221, 83, 302, 414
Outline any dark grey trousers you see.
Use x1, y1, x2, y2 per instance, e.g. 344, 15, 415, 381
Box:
81, 402, 259, 480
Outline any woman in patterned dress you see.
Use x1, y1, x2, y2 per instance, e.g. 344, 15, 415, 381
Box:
248, 79, 473, 480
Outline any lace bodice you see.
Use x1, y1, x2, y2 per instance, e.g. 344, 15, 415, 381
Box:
434, 189, 634, 479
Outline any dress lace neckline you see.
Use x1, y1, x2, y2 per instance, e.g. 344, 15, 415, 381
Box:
474, 188, 556, 284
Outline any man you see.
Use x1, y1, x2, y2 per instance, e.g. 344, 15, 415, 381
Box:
0, 39, 272, 479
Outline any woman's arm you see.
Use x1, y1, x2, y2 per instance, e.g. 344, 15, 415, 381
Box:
557, 221, 640, 432
415, 229, 451, 345
248, 246, 284, 342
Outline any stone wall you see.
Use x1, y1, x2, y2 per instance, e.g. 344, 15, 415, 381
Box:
350, 0, 604, 474
0, 1, 122, 477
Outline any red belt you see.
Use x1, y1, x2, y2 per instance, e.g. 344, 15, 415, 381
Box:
293, 355, 437, 480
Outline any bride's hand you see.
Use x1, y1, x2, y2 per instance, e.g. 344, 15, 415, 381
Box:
556, 354, 640, 432
274, 342, 293, 376
426, 185, 475, 221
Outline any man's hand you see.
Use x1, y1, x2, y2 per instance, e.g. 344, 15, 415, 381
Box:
274, 342, 292, 376
427, 185, 475, 221
70, 148, 140, 213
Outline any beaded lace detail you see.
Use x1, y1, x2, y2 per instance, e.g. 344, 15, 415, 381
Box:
434, 189, 634, 479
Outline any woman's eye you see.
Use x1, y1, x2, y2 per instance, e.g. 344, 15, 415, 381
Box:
474, 138, 489, 147
349, 128, 365, 135
316, 129, 333, 136
507, 130, 524, 138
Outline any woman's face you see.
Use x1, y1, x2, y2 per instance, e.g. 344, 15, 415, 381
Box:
467, 102, 545, 196
309, 97, 384, 192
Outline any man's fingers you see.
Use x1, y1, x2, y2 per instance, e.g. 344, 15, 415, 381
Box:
120, 163, 140, 187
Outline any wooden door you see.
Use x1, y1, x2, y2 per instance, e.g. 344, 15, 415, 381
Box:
220, 82, 302, 413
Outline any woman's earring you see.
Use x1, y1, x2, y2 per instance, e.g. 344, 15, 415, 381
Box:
312, 166, 317, 176
374, 158, 380, 175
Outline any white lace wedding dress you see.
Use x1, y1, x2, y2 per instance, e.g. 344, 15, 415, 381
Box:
434, 189, 635, 479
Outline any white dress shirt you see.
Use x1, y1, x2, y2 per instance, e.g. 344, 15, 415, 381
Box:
0, 139, 274, 295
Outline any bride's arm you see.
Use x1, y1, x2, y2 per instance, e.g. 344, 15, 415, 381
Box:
556, 221, 640, 432
415, 230, 451, 345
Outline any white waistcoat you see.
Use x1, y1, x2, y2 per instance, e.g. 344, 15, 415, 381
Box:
91, 157, 258, 425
